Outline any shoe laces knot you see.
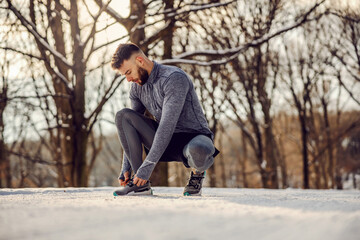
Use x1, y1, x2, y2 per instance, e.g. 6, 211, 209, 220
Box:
188, 175, 204, 189
126, 179, 135, 187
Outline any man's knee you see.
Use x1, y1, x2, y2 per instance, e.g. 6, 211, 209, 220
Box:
183, 135, 215, 171
115, 108, 135, 125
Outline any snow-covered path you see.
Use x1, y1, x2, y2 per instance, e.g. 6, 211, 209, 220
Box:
1, 187, 359, 240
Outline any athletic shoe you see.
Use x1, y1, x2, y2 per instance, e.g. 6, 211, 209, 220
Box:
113, 179, 153, 196
183, 171, 205, 196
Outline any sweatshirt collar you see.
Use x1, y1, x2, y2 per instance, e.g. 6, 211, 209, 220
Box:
146, 61, 159, 84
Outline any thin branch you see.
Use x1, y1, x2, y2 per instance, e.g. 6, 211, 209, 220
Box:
326, 10, 360, 23
87, 75, 125, 134
0, 47, 43, 60
91, 33, 129, 54
5, 94, 71, 102
147, 0, 237, 18
83, 0, 111, 48
8, 151, 56, 166
93, 0, 134, 29
337, 73, 360, 105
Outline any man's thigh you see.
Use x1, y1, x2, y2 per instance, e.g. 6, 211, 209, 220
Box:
159, 133, 208, 164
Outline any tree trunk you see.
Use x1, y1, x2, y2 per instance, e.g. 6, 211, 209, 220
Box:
148, 0, 177, 187
263, 111, 279, 188
299, 111, 310, 189
241, 130, 248, 188
0, 103, 11, 188
314, 161, 321, 189
278, 140, 288, 188
322, 98, 334, 188
256, 45, 279, 189
66, 0, 88, 187
207, 117, 217, 187
232, 59, 267, 188
150, 162, 168, 186
334, 142, 343, 189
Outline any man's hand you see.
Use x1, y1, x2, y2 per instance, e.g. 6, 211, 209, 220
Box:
133, 175, 147, 186
119, 171, 130, 186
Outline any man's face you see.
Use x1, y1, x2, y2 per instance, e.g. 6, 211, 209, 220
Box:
119, 56, 148, 86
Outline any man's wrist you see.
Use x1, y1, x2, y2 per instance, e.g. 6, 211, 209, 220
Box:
119, 169, 131, 180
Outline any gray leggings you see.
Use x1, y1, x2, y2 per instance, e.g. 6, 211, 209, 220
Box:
115, 108, 215, 174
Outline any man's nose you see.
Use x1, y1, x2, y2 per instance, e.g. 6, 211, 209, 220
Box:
127, 76, 133, 82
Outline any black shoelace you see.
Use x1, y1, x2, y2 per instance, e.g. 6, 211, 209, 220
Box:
188, 175, 204, 189
126, 178, 149, 187
126, 179, 135, 187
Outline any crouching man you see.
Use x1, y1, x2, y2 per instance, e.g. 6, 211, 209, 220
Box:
111, 43, 219, 196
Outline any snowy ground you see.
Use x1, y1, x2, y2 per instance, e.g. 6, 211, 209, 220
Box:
1, 187, 359, 240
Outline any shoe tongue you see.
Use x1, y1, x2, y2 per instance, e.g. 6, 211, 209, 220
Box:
193, 171, 203, 177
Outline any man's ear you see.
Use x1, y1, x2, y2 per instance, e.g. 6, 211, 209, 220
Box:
135, 56, 144, 66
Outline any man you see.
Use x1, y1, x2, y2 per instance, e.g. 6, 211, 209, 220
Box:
111, 43, 219, 196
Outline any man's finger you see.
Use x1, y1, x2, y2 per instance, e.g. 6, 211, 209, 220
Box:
139, 179, 146, 186
133, 177, 138, 185
134, 178, 141, 186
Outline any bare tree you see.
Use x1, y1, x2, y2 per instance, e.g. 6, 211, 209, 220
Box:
282, 32, 321, 189
3, 0, 127, 186
219, 0, 284, 189
0, 50, 11, 188
2, 0, 239, 187
327, 7, 360, 188
280, 4, 360, 189
313, 6, 360, 188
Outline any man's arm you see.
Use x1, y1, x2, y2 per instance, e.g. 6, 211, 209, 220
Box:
135, 72, 190, 181
118, 85, 144, 184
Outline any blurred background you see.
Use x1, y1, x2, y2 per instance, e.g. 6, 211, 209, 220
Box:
0, 0, 359, 189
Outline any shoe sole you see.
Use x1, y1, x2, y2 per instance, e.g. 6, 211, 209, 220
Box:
183, 189, 202, 196
113, 188, 153, 196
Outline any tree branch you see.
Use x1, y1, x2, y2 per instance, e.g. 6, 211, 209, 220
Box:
6, 0, 72, 68
160, 0, 326, 65
93, 0, 134, 29
87, 75, 125, 134
0, 47, 43, 60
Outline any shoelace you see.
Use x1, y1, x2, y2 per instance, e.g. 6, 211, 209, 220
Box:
188, 175, 204, 189
126, 178, 149, 187
126, 179, 135, 187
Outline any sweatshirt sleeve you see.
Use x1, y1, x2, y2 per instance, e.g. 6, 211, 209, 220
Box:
135, 72, 190, 180
118, 153, 132, 180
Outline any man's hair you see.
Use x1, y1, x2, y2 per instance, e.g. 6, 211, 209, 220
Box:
111, 43, 141, 69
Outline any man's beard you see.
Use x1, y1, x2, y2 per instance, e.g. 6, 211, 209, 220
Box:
137, 66, 149, 85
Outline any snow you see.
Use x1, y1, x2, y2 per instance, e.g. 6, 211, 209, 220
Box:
1, 187, 359, 240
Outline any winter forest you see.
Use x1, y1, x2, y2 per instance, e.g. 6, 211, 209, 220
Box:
0, 0, 359, 190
